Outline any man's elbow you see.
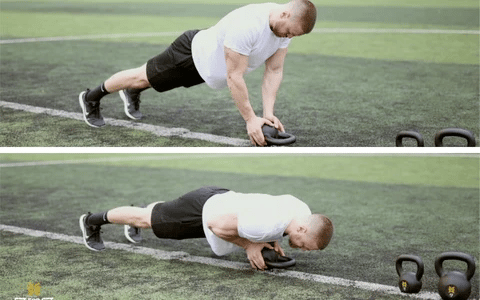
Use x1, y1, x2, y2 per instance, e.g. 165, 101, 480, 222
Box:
266, 65, 283, 75
226, 71, 244, 84
207, 220, 216, 232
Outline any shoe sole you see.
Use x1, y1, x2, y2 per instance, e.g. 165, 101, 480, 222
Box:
78, 91, 104, 128
119, 90, 142, 120
124, 225, 140, 244
79, 214, 104, 252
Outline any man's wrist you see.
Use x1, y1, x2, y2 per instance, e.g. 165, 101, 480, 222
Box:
243, 112, 258, 123
263, 113, 274, 120
242, 240, 258, 250
232, 236, 254, 250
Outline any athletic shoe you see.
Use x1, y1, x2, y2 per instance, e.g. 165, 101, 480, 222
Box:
79, 213, 105, 251
119, 89, 143, 120
124, 225, 142, 243
79, 90, 105, 128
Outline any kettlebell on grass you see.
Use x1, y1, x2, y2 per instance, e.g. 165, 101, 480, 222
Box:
261, 125, 296, 146
261, 243, 296, 269
434, 128, 476, 147
435, 252, 476, 300
395, 130, 424, 147
395, 254, 424, 293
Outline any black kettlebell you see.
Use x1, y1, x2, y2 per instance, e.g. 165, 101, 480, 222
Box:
434, 128, 476, 147
261, 243, 296, 269
435, 252, 476, 300
395, 254, 424, 293
262, 125, 296, 146
396, 131, 424, 147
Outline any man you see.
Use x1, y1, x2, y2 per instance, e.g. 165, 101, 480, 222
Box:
79, 186, 334, 270
78, 0, 317, 146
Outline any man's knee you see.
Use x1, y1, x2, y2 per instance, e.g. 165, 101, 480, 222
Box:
134, 210, 152, 228
143, 201, 165, 228
131, 64, 151, 89
128, 206, 154, 228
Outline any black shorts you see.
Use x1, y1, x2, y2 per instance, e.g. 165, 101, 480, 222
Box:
146, 30, 205, 93
151, 186, 229, 240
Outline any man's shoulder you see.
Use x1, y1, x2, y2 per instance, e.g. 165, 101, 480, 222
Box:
229, 2, 278, 20
242, 2, 279, 9
203, 191, 236, 207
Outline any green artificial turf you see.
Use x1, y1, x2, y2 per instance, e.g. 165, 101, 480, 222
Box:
0, 0, 478, 146
1, 154, 478, 299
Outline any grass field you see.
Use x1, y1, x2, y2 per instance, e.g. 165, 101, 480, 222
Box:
1, 0, 478, 146
1, 154, 478, 299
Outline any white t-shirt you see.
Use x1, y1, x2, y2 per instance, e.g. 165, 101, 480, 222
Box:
191, 3, 291, 90
202, 191, 312, 256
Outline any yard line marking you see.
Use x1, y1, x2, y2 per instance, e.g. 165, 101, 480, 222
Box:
0, 100, 250, 147
0, 154, 256, 168
1, 224, 441, 299
0, 28, 477, 44
0, 31, 182, 44
312, 28, 480, 35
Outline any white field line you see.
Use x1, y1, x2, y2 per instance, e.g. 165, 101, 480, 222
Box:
0, 32, 182, 44
312, 28, 480, 35
1, 224, 441, 299
0, 28, 478, 44
0, 154, 259, 168
0, 100, 250, 147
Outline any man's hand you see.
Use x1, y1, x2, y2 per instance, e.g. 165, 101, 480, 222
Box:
245, 242, 274, 270
263, 115, 285, 133
246, 116, 274, 146
272, 241, 285, 256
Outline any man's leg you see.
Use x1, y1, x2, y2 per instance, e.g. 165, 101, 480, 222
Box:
79, 64, 150, 127
79, 201, 162, 251
79, 30, 203, 127
106, 202, 160, 228
103, 64, 151, 93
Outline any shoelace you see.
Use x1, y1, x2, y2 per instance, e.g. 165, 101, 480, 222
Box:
134, 99, 141, 110
129, 226, 140, 235
88, 225, 103, 240
87, 101, 102, 118
130, 94, 141, 110
125, 89, 142, 110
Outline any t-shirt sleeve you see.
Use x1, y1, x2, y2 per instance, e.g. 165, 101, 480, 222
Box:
223, 23, 256, 56
237, 210, 285, 242
280, 38, 291, 49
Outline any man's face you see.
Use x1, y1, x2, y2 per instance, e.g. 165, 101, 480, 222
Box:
288, 231, 319, 251
271, 18, 305, 39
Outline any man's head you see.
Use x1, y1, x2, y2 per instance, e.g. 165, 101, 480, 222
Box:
270, 0, 317, 38
287, 214, 334, 251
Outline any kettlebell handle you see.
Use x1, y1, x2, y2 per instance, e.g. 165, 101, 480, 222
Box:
434, 128, 476, 147
396, 131, 424, 147
262, 125, 296, 146
265, 132, 296, 146
262, 242, 296, 269
396, 255, 424, 281
435, 251, 476, 281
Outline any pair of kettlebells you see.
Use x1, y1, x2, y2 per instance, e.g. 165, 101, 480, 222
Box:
396, 252, 476, 300
396, 128, 476, 147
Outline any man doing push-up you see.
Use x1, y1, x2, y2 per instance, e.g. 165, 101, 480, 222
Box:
79, 186, 334, 270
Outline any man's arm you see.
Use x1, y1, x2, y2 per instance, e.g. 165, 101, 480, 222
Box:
224, 46, 273, 146
262, 48, 288, 132
207, 213, 273, 270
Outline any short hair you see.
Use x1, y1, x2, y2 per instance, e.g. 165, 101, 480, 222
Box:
290, 0, 317, 34
307, 214, 334, 250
